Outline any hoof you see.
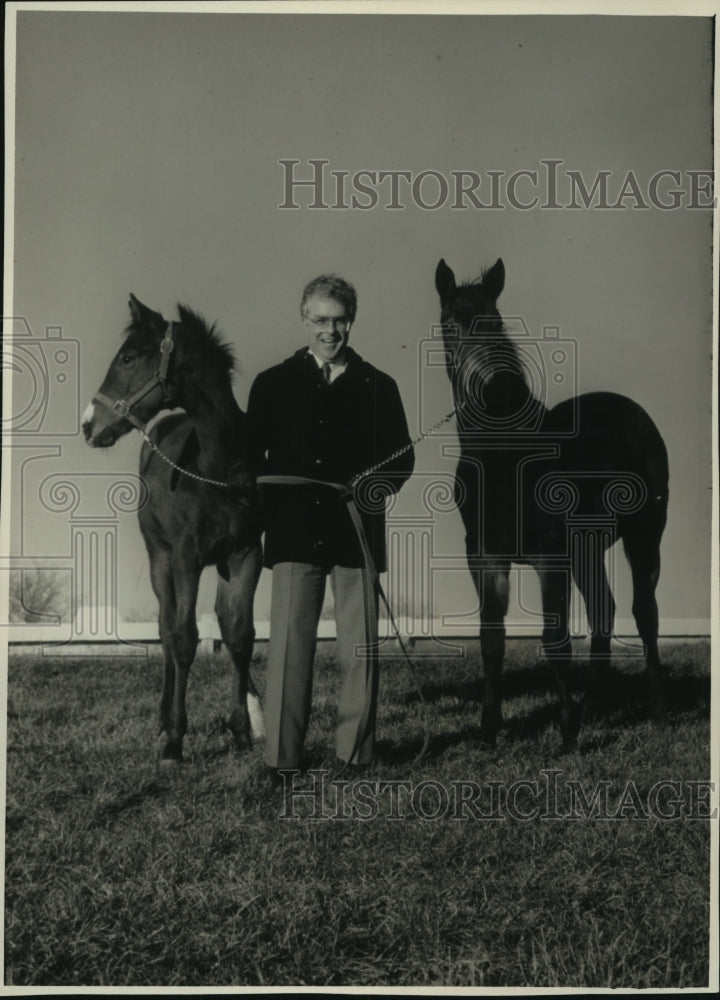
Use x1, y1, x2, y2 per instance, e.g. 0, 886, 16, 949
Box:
479, 705, 502, 747
478, 726, 498, 748
228, 715, 252, 753
232, 733, 252, 754
161, 738, 183, 763
558, 701, 582, 750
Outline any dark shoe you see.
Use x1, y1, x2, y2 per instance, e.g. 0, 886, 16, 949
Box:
265, 766, 283, 790
334, 757, 372, 779
265, 766, 302, 791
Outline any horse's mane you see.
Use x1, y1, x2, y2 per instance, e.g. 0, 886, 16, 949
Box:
461, 269, 491, 288
122, 305, 239, 411
123, 305, 235, 376
452, 273, 524, 380
176, 304, 236, 376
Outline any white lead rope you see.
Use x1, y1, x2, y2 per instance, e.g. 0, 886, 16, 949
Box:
137, 405, 460, 492
257, 474, 431, 769
137, 426, 234, 488
349, 405, 461, 486
134, 406, 463, 768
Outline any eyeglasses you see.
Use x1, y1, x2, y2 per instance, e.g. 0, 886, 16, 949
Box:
304, 314, 350, 331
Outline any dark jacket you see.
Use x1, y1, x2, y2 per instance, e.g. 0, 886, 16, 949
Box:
246, 347, 414, 571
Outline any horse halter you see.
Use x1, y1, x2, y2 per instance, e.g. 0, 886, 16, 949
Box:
94, 322, 176, 432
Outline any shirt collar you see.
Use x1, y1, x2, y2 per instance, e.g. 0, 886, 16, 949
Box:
307, 349, 348, 373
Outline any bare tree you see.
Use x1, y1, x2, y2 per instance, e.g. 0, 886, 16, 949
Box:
8, 566, 70, 623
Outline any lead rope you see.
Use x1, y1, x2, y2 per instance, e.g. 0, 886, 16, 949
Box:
137, 425, 234, 488
134, 404, 463, 768
257, 475, 432, 772
137, 402, 461, 490
349, 403, 461, 486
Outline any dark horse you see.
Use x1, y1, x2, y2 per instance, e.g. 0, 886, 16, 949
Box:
435, 258, 669, 747
83, 295, 263, 762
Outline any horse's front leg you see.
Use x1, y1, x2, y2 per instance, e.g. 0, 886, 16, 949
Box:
215, 542, 263, 753
147, 547, 176, 739
472, 559, 510, 746
537, 563, 578, 749
162, 544, 201, 763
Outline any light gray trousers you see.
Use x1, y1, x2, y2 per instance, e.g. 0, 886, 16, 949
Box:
264, 562, 379, 768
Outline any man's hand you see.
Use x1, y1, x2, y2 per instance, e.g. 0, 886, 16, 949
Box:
337, 483, 356, 503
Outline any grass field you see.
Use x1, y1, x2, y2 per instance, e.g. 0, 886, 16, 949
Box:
3, 638, 713, 988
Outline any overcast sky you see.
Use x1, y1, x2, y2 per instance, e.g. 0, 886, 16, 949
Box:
4, 6, 715, 635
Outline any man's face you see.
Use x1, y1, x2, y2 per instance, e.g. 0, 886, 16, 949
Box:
303, 293, 351, 363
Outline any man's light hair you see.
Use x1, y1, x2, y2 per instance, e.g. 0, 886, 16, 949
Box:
300, 274, 357, 324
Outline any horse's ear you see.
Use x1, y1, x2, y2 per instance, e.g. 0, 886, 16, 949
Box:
128, 293, 165, 330
483, 259, 505, 301
435, 259, 456, 303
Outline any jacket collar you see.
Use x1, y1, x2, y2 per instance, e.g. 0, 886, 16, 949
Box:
287, 346, 370, 376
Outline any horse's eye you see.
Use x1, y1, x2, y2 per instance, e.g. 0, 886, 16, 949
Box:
120, 354, 135, 365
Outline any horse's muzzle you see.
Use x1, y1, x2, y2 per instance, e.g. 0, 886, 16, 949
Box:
83, 418, 123, 448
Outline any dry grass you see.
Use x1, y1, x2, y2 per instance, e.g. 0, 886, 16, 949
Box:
3, 639, 712, 987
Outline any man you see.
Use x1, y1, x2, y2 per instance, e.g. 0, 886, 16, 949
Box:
247, 274, 414, 782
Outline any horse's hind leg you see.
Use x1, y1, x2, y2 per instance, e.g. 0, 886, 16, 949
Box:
473, 561, 510, 746
215, 542, 263, 753
623, 522, 665, 718
538, 564, 579, 749
572, 533, 616, 712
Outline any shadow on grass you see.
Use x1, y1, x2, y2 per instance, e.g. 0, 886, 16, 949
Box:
377, 702, 566, 767
92, 778, 172, 822
406, 661, 556, 706
374, 726, 488, 767
565, 667, 711, 733
405, 661, 708, 713
380, 663, 710, 766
